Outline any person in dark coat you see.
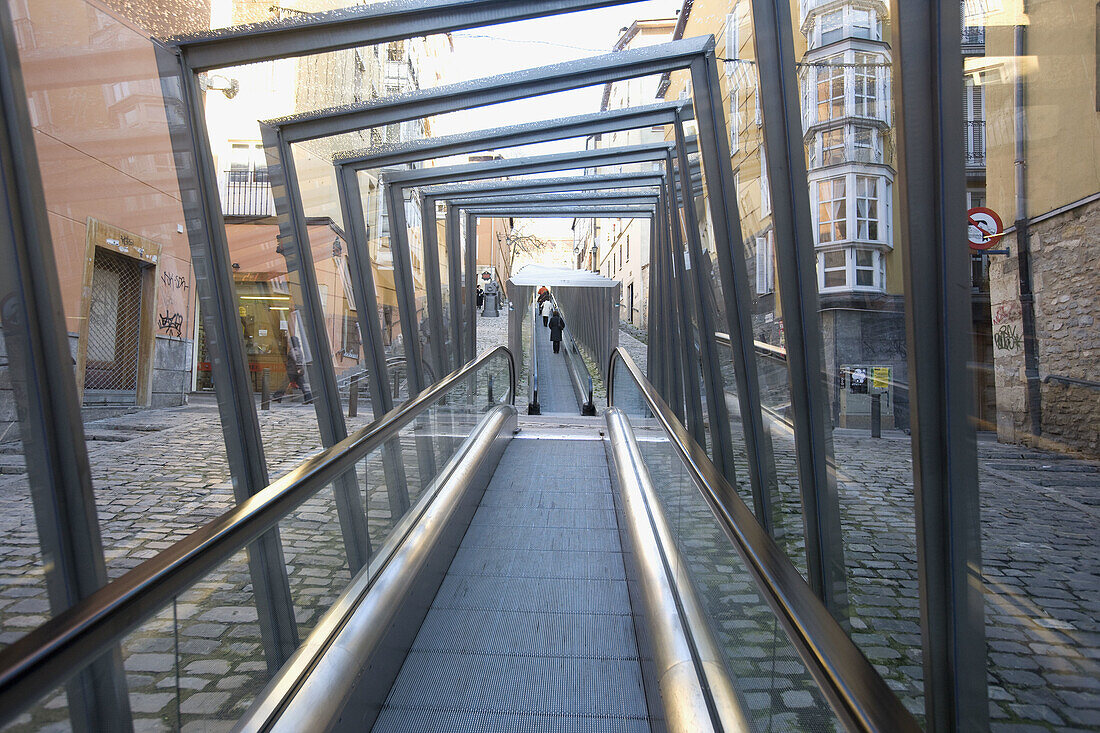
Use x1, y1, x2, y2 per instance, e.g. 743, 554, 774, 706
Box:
548, 310, 565, 353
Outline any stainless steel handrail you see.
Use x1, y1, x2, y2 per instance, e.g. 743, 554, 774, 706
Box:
528, 296, 540, 414
0, 346, 515, 725
606, 348, 921, 733
551, 293, 596, 415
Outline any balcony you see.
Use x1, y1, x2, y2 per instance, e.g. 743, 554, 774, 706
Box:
220, 169, 275, 218
962, 24, 985, 48
965, 120, 986, 168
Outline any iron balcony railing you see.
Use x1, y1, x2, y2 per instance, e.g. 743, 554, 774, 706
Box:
966, 119, 986, 168
220, 169, 275, 217
962, 24, 986, 46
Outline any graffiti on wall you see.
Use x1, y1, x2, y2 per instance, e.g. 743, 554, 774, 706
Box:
158, 268, 190, 339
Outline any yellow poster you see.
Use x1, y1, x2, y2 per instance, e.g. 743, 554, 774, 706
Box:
872, 366, 891, 390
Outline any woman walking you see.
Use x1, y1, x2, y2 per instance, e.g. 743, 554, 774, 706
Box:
548, 309, 565, 354
540, 296, 553, 327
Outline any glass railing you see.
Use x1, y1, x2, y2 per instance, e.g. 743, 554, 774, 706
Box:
608, 347, 920, 732
0, 348, 514, 730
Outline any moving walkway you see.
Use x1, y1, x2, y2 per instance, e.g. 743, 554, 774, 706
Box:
0, 348, 918, 732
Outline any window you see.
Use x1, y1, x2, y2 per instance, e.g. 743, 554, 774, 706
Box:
817, 176, 846, 243
854, 248, 876, 286
822, 128, 845, 166
817, 59, 845, 122
853, 53, 878, 118
625, 236, 629, 260
228, 142, 266, 183
822, 250, 847, 288
760, 145, 771, 215
818, 248, 885, 291
820, 9, 843, 44
853, 125, 875, 162
756, 232, 775, 294
850, 8, 873, 39
856, 175, 879, 240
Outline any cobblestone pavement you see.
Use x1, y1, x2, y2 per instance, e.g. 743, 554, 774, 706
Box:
1, 316, 1097, 731
0, 369, 503, 731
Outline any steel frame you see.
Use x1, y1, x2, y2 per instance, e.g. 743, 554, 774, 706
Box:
0, 7, 131, 728
748, 0, 848, 624
150, 1, 660, 676
889, 0, 989, 728
0, 0, 984, 722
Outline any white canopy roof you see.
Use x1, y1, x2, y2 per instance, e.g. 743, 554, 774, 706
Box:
508, 264, 619, 288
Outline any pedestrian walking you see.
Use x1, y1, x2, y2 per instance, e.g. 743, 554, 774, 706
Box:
540, 297, 553, 327
274, 336, 313, 403
476, 285, 484, 308
548, 309, 565, 353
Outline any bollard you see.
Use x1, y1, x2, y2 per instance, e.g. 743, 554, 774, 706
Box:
348, 373, 359, 418
871, 392, 881, 438
261, 368, 270, 410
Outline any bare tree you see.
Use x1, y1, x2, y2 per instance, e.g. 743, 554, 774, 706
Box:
505, 223, 553, 267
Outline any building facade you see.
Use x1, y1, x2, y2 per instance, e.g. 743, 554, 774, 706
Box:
575, 18, 676, 330
984, 0, 1100, 457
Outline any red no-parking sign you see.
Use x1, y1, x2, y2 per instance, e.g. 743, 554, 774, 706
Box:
968, 207, 1004, 250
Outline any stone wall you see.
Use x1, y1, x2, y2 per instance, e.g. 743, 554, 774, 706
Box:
988, 197, 1100, 457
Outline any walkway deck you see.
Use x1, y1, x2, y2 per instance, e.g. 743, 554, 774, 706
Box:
534, 320, 579, 415
373, 436, 653, 732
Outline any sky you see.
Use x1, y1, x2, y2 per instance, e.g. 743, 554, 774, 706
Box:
438, 1, 682, 241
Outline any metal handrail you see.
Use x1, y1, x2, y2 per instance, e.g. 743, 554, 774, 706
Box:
0, 346, 515, 724
550, 292, 595, 415
606, 348, 921, 733
715, 331, 912, 393
1042, 373, 1100, 391
528, 296, 540, 414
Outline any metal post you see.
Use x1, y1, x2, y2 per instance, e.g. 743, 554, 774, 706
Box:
261, 368, 271, 410
747, 0, 848, 617
381, 179, 429, 396
0, 11, 132, 727
669, 128, 742, 502
418, 192, 451, 380
336, 165, 411, 518
661, 175, 706, 447
657, 182, 687, 424
154, 44, 298, 672
890, 0, 989, 728
871, 394, 881, 439
686, 52, 782, 542
259, 122, 371, 573
445, 204, 464, 368
349, 374, 359, 418
465, 211, 478, 364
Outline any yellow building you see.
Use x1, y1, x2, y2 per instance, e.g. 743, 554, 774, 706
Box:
663, 0, 908, 429
983, 0, 1100, 456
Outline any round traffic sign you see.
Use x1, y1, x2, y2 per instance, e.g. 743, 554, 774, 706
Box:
968, 207, 1003, 250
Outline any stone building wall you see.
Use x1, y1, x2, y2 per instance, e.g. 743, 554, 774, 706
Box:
988, 198, 1100, 457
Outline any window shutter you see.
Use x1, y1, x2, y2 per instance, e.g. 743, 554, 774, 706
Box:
755, 233, 774, 295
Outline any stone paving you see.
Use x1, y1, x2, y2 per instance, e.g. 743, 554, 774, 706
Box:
0, 315, 1096, 731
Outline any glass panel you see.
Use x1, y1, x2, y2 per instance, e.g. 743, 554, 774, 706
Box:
609, 361, 840, 731
4, 2, 235, 606
970, 3, 1100, 729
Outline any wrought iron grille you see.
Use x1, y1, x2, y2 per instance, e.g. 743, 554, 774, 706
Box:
84, 247, 142, 394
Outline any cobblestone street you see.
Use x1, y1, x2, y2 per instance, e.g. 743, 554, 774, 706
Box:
0, 316, 1095, 731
